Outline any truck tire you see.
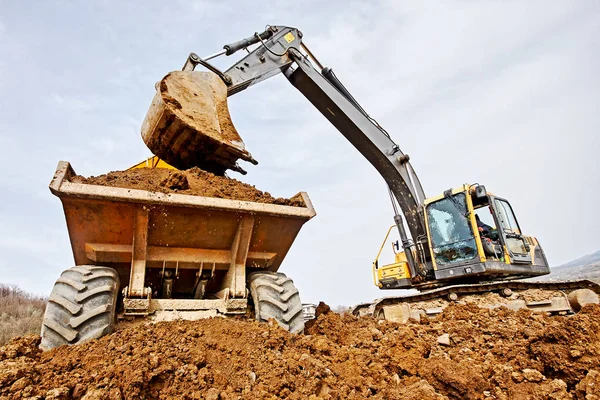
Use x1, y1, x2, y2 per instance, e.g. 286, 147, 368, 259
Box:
40, 265, 119, 350
248, 271, 304, 334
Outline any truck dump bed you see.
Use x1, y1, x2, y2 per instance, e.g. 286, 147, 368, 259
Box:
49, 161, 316, 317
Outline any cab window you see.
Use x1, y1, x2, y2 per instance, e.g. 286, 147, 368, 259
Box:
474, 207, 496, 230
495, 199, 521, 234
427, 193, 477, 266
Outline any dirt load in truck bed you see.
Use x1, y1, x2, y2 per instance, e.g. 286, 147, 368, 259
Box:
71, 167, 305, 207
1, 303, 600, 399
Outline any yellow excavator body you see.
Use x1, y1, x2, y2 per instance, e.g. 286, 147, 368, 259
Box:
373, 184, 550, 290
129, 155, 176, 170
372, 225, 411, 288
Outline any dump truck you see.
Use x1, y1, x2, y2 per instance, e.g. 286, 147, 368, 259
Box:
41, 161, 315, 349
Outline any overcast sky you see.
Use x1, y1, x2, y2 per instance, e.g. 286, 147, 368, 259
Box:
0, 1, 598, 306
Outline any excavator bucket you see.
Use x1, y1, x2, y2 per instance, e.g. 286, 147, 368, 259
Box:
141, 71, 256, 175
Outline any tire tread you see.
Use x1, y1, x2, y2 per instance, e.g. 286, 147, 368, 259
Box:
41, 265, 119, 350
249, 271, 304, 334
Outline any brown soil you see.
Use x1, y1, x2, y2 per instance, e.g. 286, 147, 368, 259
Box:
71, 168, 305, 207
160, 71, 242, 143
2, 304, 599, 399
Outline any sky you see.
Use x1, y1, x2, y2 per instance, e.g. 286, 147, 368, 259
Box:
0, 1, 598, 306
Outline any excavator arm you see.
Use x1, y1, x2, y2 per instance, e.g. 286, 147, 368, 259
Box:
152, 25, 430, 277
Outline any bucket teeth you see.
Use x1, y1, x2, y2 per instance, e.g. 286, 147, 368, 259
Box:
230, 164, 247, 175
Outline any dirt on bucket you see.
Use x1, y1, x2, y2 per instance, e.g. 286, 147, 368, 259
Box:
1, 304, 599, 399
141, 71, 254, 173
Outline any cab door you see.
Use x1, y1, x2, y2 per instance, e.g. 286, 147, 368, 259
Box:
491, 196, 532, 264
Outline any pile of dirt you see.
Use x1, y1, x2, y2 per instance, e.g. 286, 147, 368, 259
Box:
1, 304, 599, 399
71, 168, 305, 207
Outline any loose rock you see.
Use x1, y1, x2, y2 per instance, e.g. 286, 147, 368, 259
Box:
437, 333, 451, 346
522, 368, 545, 383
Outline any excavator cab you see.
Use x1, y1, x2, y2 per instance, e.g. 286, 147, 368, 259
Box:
373, 184, 550, 290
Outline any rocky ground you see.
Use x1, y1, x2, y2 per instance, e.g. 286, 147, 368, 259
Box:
1, 304, 599, 400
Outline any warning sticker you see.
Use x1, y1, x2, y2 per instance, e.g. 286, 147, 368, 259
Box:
283, 32, 295, 43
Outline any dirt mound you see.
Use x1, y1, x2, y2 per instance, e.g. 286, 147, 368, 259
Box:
71, 167, 305, 207
1, 304, 600, 399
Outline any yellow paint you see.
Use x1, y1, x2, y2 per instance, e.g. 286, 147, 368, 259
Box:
371, 225, 412, 287
395, 251, 408, 264
129, 156, 177, 170
284, 32, 295, 43
504, 248, 512, 264
376, 258, 410, 283
372, 225, 396, 286
465, 191, 487, 263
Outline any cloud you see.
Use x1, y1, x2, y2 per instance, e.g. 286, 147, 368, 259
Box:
0, 213, 72, 294
49, 94, 93, 112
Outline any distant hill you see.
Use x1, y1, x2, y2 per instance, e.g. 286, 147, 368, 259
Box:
556, 249, 600, 270
543, 250, 600, 281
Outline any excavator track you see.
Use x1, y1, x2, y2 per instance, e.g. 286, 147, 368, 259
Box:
352, 279, 600, 322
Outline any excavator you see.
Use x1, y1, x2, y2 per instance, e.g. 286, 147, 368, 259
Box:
141, 25, 600, 322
